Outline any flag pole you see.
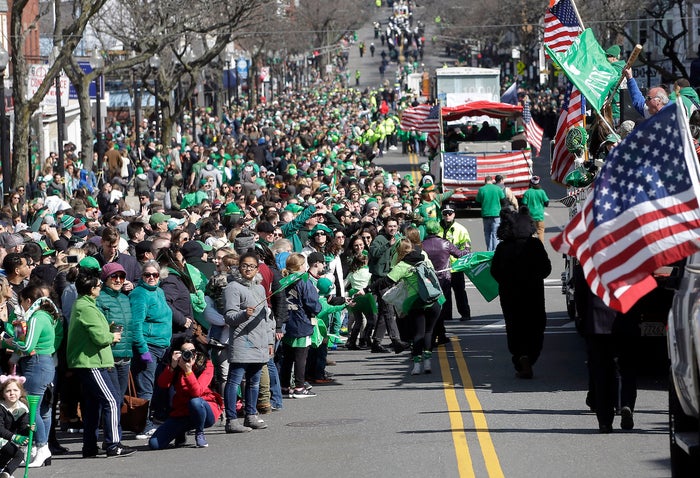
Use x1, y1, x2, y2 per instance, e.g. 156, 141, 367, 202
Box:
568, 0, 585, 29
601, 44, 644, 118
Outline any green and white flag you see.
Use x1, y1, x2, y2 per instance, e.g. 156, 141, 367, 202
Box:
545, 29, 618, 113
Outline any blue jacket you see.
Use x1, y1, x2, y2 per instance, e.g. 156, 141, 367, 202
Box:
284, 278, 321, 338
129, 280, 173, 352
96, 287, 134, 358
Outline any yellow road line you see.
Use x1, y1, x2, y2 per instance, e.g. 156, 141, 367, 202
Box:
451, 337, 506, 478
408, 151, 421, 186
437, 344, 476, 477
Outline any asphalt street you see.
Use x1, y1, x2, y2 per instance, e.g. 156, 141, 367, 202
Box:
30, 5, 672, 478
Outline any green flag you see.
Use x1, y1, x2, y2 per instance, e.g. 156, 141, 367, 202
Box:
452, 252, 499, 302
278, 271, 308, 290
545, 29, 619, 113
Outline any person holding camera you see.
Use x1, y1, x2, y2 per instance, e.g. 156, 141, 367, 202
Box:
148, 337, 222, 449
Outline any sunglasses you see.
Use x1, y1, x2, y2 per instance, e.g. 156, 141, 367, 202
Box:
109, 273, 126, 281
142, 272, 160, 279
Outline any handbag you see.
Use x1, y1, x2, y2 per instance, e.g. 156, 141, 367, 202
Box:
121, 371, 149, 433
382, 281, 411, 317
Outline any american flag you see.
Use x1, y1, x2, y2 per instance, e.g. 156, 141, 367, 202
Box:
426, 132, 440, 150
400, 104, 441, 133
550, 84, 585, 184
544, 0, 582, 56
551, 103, 700, 313
523, 101, 544, 157
443, 154, 478, 181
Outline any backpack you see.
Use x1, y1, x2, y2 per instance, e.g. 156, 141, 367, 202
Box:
414, 261, 442, 305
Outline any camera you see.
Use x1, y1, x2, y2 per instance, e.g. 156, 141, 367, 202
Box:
181, 350, 194, 361
67, 255, 79, 264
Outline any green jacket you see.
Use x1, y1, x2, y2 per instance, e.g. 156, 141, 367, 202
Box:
10, 310, 57, 356
129, 281, 173, 353
281, 204, 317, 252
96, 287, 134, 359
369, 233, 396, 278
67, 295, 115, 369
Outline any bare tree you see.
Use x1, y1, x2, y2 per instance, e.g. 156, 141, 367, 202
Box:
10, 0, 108, 189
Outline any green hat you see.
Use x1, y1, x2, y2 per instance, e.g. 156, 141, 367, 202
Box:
135, 167, 144, 175
78, 256, 101, 271
317, 184, 330, 193
311, 224, 332, 236
516, 125, 525, 133
317, 277, 333, 296
288, 165, 298, 176
323, 166, 334, 176
425, 220, 441, 236
285, 203, 304, 214
331, 203, 343, 213
87, 196, 98, 208
37, 240, 56, 256
61, 215, 76, 230
604, 133, 621, 144
196, 240, 213, 252
149, 212, 172, 226
605, 45, 620, 58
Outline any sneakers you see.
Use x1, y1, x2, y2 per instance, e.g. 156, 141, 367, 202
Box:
106, 444, 136, 457
411, 358, 422, 375
423, 358, 432, 374
244, 415, 268, 430
135, 427, 156, 440
292, 387, 317, 398
194, 432, 208, 448
620, 406, 634, 430
0, 471, 12, 478
225, 419, 252, 433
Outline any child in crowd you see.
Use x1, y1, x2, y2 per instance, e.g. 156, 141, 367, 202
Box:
0, 375, 31, 478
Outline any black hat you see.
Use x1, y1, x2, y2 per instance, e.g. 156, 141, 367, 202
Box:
307, 252, 325, 266
256, 221, 275, 233
181, 240, 204, 259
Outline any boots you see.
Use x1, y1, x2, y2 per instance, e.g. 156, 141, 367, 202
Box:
411, 356, 422, 375
423, 351, 432, 374
391, 339, 409, 354
371, 340, 391, 353
28, 444, 51, 467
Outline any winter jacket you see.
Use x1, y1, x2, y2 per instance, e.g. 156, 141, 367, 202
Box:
0, 401, 29, 445
223, 271, 274, 363
284, 277, 322, 338
368, 233, 394, 278
96, 287, 134, 359
159, 268, 195, 335
67, 295, 115, 369
281, 204, 317, 252
129, 280, 173, 353
156, 361, 222, 420
422, 235, 468, 279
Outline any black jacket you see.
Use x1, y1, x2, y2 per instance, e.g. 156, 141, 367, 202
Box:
0, 403, 30, 442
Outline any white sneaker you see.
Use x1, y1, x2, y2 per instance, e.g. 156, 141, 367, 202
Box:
135, 428, 156, 440
423, 358, 432, 374
411, 361, 422, 375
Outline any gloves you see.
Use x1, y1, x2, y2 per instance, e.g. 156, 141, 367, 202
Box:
11, 434, 29, 445
140, 352, 153, 363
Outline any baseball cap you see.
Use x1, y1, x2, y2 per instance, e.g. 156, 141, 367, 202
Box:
101, 262, 126, 281
181, 240, 204, 259
149, 212, 171, 226
256, 221, 275, 233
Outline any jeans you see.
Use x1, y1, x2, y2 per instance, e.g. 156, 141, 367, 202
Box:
224, 363, 264, 420
148, 398, 215, 450
483, 216, 501, 252
373, 291, 400, 343
108, 359, 131, 401
131, 344, 166, 431
77, 368, 121, 451
268, 351, 283, 409
18, 354, 55, 446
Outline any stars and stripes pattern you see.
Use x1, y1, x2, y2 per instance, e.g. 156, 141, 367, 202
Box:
551, 103, 700, 313
442, 151, 533, 197
544, 0, 582, 56
400, 104, 441, 133
426, 132, 440, 150
550, 84, 585, 184
523, 101, 544, 156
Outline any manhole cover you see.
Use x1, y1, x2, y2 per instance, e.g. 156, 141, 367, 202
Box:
286, 418, 365, 428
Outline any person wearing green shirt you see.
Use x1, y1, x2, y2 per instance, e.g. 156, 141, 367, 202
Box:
475, 176, 506, 251
413, 184, 454, 239
1, 285, 61, 467
521, 176, 550, 243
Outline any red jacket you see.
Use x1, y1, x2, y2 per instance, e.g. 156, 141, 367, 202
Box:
156, 361, 222, 420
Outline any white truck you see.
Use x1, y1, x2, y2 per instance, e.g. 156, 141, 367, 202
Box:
429, 67, 532, 206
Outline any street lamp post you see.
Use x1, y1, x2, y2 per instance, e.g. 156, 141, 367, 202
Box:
0, 46, 9, 205
89, 50, 105, 173
52, 47, 65, 179
149, 54, 160, 143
